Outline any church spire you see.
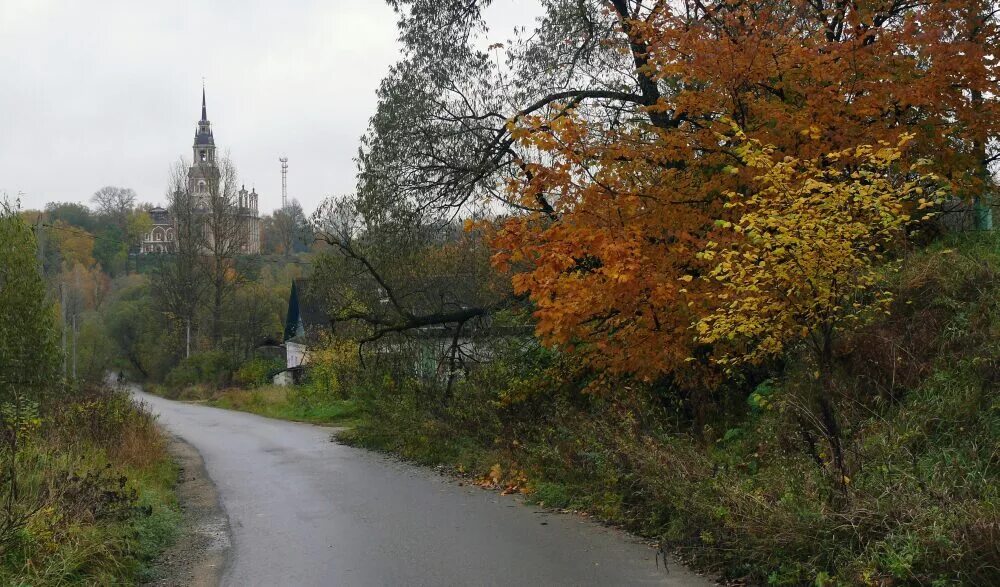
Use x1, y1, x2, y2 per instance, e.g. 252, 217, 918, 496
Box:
201, 82, 208, 122
193, 80, 215, 162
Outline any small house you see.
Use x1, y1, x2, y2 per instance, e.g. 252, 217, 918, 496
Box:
274, 278, 329, 385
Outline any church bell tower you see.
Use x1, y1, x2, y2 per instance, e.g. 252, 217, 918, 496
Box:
189, 85, 220, 200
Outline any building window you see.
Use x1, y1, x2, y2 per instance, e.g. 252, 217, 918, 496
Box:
200, 150, 207, 162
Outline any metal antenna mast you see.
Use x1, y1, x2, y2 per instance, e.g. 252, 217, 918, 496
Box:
279, 156, 289, 209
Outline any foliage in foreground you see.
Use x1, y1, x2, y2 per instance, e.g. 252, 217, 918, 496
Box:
1, 203, 179, 585
340, 233, 1000, 585
0, 388, 180, 586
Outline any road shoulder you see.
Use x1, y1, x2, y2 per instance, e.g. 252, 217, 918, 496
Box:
144, 432, 231, 587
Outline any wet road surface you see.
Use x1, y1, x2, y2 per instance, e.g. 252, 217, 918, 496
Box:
137, 390, 714, 587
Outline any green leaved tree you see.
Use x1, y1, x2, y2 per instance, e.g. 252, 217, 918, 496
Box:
0, 198, 61, 552
1, 199, 60, 401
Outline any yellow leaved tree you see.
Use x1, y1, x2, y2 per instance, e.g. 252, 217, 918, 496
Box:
694, 130, 945, 484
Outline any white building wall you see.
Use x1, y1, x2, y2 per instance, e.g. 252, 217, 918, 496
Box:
286, 341, 308, 369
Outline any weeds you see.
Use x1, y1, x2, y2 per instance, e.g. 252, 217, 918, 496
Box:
0, 386, 180, 584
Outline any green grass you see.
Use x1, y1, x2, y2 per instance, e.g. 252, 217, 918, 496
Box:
128, 457, 183, 582
268, 398, 360, 424
208, 385, 361, 426
148, 383, 361, 427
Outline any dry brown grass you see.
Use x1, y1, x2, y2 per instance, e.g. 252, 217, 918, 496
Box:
113, 410, 169, 470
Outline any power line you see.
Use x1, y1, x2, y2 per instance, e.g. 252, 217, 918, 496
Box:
38, 222, 130, 246
255, 256, 313, 265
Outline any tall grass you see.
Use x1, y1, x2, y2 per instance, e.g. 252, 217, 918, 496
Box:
210, 385, 359, 424
0, 386, 180, 584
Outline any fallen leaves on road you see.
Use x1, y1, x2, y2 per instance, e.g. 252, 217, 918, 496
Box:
476, 463, 529, 495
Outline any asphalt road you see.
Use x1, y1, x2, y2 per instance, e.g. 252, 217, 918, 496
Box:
136, 390, 713, 587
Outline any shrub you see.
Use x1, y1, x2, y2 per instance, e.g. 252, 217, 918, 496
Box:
234, 357, 284, 388
164, 351, 235, 389
0, 386, 178, 584
297, 338, 361, 405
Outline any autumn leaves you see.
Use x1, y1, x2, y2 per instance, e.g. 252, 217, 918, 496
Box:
485, 1, 993, 385
695, 132, 944, 370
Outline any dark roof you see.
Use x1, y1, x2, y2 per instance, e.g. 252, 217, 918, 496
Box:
194, 130, 214, 146
255, 336, 283, 348
297, 279, 329, 327
194, 86, 214, 146
283, 278, 330, 341
149, 207, 171, 225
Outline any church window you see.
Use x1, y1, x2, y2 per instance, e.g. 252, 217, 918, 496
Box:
200, 150, 207, 162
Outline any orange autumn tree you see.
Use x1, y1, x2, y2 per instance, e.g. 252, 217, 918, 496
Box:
492, 107, 727, 384
490, 0, 997, 383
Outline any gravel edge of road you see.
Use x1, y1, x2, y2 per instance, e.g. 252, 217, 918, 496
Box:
144, 432, 231, 587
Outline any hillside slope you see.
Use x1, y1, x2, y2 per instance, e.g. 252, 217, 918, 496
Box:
343, 232, 999, 585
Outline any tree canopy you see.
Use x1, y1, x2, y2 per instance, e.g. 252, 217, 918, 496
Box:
334, 0, 997, 383
0, 200, 60, 400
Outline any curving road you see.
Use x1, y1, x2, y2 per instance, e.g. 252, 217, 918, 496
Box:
136, 390, 713, 587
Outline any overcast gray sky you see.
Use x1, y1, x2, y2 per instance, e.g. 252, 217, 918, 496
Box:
0, 0, 541, 215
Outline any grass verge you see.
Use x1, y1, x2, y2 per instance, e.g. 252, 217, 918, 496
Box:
150, 383, 360, 427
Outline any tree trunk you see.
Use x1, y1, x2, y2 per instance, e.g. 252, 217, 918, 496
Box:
816, 325, 848, 495
212, 278, 222, 345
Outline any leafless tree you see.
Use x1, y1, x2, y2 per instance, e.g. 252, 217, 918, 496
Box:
90, 186, 136, 230
155, 160, 209, 347
311, 195, 519, 391
202, 155, 249, 344
271, 199, 309, 257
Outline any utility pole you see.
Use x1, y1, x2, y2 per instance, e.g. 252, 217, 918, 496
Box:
60, 283, 67, 380
34, 212, 46, 264
72, 314, 77, 380
186, 318, 191, 359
